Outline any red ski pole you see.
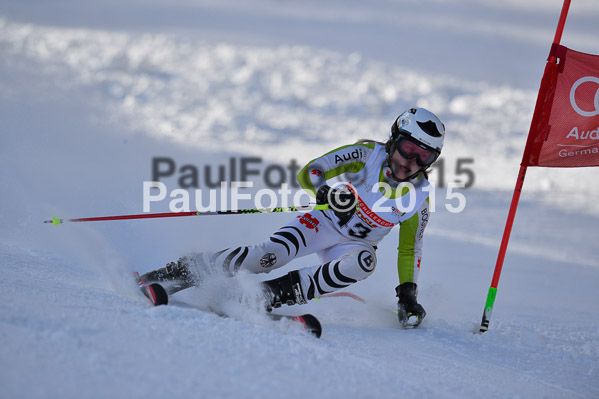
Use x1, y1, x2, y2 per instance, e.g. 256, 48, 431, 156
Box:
44, 204, 328, 226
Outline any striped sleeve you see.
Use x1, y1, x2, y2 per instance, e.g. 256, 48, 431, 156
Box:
297, 143, 375, 196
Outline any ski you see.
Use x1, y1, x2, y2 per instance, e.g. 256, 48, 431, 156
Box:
133, 273, 322, 338
267, 313, 322, 338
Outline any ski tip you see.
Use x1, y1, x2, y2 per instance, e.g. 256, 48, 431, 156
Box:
152, 283, 169, 306
143, 283, 168, 306
296, 314, 322, 339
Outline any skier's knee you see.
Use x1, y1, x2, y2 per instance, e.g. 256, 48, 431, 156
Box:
354, 249, 377, 277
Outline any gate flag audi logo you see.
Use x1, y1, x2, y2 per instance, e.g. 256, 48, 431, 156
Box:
570, 76, 599, 117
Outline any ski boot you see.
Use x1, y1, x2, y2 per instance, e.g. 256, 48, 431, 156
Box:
138, 257, 196, 295
262, 270, 308, 312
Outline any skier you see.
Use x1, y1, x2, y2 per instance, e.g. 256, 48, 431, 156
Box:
139, 107, 445, 328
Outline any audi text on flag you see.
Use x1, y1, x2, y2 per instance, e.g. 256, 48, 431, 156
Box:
522, 45, 599, 167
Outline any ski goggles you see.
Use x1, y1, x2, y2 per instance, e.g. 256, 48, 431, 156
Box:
395, 136, 440, 167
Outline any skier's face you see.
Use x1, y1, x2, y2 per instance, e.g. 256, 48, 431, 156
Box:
390, 148, 420, 181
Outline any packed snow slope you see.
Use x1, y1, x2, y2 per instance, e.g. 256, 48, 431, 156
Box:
1, 1, 598, 398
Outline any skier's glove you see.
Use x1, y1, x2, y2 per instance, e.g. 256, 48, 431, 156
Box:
316, 185, 357, 227
396, 282, 426, 328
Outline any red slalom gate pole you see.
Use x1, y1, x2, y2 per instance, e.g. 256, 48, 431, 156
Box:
478, 0, 571, 333
44, 204, 329, 226
551, 0, 571, 46
479, 166, 527, 332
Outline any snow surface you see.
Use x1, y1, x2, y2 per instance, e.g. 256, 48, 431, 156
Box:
1, 1, 598, 398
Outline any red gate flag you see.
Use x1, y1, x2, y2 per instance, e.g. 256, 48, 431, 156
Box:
522, 45, 599, 167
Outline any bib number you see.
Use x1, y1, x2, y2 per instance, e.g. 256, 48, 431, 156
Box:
348, 223, 372, 239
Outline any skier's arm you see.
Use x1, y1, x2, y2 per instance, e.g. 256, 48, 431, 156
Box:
397, 198, 429, 283
297, 143, 375, 197
395, 199, 429, 328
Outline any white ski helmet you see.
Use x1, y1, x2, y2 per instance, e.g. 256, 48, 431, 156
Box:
391, 107, 445, 154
